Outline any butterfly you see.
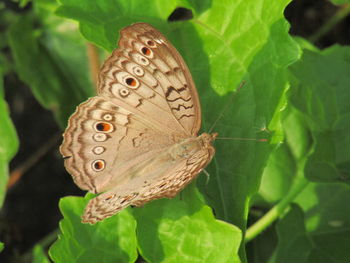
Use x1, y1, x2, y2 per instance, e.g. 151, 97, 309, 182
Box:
60, 23, 217, 224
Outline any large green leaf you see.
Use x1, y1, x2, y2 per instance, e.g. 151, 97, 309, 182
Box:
257, 103, 313, 204
56, 0, 299, 220
254, 43, 350, 263
271, 204, 313, 263
134, 186, 242, 263
272, 182, 350, 263
266, 183, 350, 263
53, 0, 300, 261
7, 12, 92, 127
49, 195, 138, 263
289, 45, 350, 184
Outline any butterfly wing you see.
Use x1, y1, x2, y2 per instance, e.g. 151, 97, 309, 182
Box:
98, 23, 201, 136
61, 96, 176, 193
60, 23, 213, 224
82, 137, 214, 224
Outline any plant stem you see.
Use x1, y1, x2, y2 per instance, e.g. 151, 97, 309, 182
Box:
7, 133, 61, 190
245, 175, 309, 242
86, 43, 100, 92
309, 4, 350, 43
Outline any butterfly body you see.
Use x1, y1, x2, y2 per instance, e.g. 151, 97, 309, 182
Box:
61, 23, 216, 224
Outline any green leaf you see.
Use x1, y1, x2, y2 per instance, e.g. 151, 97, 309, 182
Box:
295, 182, 350, 263
194, 0, 300, 228
49, 196, 138, 263
134, 186, 242, 263
258, 104, 314, 204
272, 204, 313, 263
308, 229, 350, 263
258, 143, 296, 203
7, 13, 92, 127
33, 245, 50, 263
0, 58, 19, 208
296, 183, 350, 236
54, 0, 300, 261
330, 0, 350, 4
56, 0, 181, 51
248, 93, 313, 255
0, 242, 4, 252
289, 45, 350, 184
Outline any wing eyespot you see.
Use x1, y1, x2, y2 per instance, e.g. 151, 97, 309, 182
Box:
141, 46, 152, 57
93, 146, 105, 155
146, 40, 156, 47
133, 66, 145, 76
93, 133, 108, 142
94, 122, 114, 132
124, 77, 140, 89
102, 113, 113, 121
119, 88, 130, 97
92, 160, 105, 171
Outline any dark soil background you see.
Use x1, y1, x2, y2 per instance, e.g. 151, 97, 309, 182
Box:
1, 0, 350, 262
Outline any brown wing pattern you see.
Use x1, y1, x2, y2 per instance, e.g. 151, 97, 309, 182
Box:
60, 96, 176, 193
98, 23, 201, 136
82, 138, 214, 224
60, 23, 216, 224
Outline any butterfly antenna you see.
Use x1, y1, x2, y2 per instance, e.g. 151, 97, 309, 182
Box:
216, 137, 268, 142
208, 81, 246, 133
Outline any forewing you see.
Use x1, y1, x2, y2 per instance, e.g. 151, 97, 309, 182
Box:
98, 23, 201, 136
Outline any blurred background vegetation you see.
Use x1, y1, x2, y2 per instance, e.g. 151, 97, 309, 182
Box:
1, 0, 350, 262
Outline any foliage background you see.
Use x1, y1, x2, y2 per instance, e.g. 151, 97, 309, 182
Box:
1, 0, 350, 262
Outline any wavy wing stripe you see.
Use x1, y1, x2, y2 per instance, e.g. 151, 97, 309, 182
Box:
119, 26, 198, 134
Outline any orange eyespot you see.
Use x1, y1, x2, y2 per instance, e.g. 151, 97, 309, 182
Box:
92, 160, 105, 171
125, 77, 137, 86
141, 47, 151, 56
147, 40, 155, 47
95, 122, 112, 132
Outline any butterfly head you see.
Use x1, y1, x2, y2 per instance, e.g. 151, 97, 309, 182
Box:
200, 132, 217, 146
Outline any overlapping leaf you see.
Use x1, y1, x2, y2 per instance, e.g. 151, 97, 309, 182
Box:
52, 0, 300, 262
255, 43, 350, 263
49, 195, 138, 263
134, 186, 242, 263
7, 10, 92, 127
289, 45, 350, 184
